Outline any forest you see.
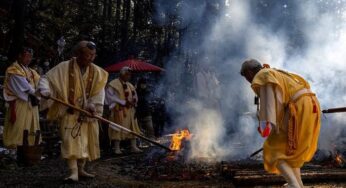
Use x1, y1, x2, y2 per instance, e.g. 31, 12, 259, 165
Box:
0, 0, 200, 71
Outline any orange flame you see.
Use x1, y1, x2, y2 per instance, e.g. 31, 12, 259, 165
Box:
335, 154, 345, 166
169, 129, 191, 151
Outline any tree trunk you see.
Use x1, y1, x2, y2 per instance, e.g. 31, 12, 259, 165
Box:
164, 28, 171, 57
103, 0, 108, 19
120, 0, 131, 56
114, 0, 122, 51
8, 0, 25, 62
101, 0, 108, 44
107, 0, 112, 20
132, 0, 139, 41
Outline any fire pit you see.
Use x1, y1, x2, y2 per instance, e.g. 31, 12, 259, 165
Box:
101, 126, 346, 187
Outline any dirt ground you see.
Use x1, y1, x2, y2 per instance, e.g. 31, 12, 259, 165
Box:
0, 151, 346, 188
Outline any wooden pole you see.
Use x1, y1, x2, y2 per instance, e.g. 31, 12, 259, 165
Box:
322, 107, 346, 113
250, 148, 263, 158
47, 96, 172, 151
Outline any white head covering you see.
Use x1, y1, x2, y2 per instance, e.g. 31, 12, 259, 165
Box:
120, 66, 132, 75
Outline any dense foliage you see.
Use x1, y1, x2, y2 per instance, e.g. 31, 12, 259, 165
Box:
0, 0, 183, 71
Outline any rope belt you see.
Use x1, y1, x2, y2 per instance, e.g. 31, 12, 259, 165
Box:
286, 88, 317, 155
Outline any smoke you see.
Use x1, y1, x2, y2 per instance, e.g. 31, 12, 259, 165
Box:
183, 100, 226, 160
155, 0, 346, 160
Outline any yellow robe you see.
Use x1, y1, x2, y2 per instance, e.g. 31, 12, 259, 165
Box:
43, 58, 108, 160
108, 78, 141, 140
3, 62, 40, 148
252, 68, 321, 174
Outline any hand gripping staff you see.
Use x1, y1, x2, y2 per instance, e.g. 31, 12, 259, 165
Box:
45, 95, 172, 152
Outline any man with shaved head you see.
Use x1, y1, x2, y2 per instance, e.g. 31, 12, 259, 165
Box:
38, 41, 108, 182
240, 59, 321, 188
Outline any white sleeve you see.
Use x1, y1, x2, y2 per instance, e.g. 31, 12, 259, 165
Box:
38, 75, 53, 111
88, 89, 105, 115
105, 86, 126, 109
38, 75, 51, 93
259, 84, 277, 126
88, 88, 105, 105
7, 75, 35, 101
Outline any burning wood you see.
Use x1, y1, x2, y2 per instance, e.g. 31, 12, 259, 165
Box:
335, 153, 345, 167
169, 129, 192, 151
103, 147, 346, 186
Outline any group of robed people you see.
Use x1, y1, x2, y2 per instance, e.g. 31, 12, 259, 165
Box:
3, 41, 321, 187
3, 41, 142, 182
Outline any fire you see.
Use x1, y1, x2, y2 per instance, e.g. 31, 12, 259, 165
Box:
169, 129, 192, 151
335, 154, 345, 167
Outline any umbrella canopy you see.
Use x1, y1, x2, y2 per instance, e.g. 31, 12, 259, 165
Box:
105, 59, 164, 72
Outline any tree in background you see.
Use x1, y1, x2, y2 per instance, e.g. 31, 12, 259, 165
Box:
0, 0, 183, 73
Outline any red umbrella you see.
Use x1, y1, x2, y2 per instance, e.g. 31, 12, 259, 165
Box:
105, 59, 164, 72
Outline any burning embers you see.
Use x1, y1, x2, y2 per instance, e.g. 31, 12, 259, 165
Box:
331, 143, 346, 168
335, 153, 345, 167
314, 144, 346, 168
169, 129, 192, 151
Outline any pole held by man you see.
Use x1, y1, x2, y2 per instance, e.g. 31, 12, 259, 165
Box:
42, 95, 172, 151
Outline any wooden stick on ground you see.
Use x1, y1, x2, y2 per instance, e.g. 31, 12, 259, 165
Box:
47, 96, 172, 151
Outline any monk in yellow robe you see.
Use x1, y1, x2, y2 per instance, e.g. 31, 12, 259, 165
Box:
38, 41, 108, 182
3, 47, 40, 151
105, 67, 142, 154
240, 59, 321, 188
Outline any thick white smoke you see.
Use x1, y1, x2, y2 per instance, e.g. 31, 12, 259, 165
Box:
155, 0, 346, 160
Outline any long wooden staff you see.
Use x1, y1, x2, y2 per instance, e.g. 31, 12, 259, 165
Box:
46, 96, 172, 151
322, 107, 346, 113
249, 148, 263, 158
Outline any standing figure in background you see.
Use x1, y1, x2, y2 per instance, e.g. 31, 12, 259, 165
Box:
240, 59, 321, 188
39, 41, 108, 182
3, 47, 40, 153
106, 67, 142, 154
42, 60, 51, 74
136, 78, 155, 140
